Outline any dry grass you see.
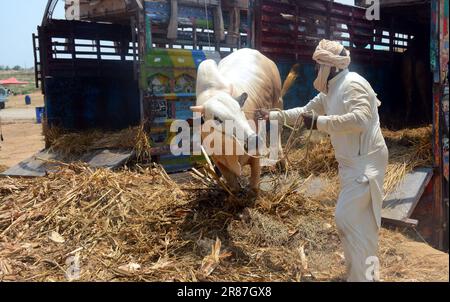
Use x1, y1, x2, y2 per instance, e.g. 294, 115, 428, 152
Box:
0, 162, 342, 282
382, 126, 433, 195
290, 138, 338, 177
0, 125, 445, 282
0, 163, 195, 281
285, 126, 433, 197
42, 124, 152, 161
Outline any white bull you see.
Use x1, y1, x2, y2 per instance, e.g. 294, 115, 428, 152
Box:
191, 48, 288, 194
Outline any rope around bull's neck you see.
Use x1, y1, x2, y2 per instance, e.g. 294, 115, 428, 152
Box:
232, 108, 315, 185
214, 108, 315, 162
283, 109, 314, 161
200, 108, 316, 192
254, 109, 315, 187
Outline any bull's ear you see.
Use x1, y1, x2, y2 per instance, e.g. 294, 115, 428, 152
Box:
190, 105, 205, 114
235, 93, 248, 108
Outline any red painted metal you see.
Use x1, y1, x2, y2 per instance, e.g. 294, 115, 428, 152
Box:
254, 0, 410, 62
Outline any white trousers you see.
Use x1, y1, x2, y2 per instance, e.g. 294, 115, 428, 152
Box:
335, 146, 388, 282
336, 181, 379, 282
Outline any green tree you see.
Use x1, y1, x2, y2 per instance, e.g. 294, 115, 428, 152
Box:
13, 65, 21, 71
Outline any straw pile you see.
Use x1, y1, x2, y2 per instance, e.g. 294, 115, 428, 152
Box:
286, 126, 433, 197
0, 162, 340, 281
1, 159, 446, 282
383, 126, 433, 195
0, 126, 445, 282
43, 124, 152, 162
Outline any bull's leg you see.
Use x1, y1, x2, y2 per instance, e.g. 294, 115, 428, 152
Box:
277, 130, 288, 172
217, 163, 241, 194
273, 98, 287, 171
249, 157, 261, 195
268, 110, 287, 172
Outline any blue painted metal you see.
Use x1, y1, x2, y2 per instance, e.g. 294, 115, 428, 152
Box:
277, 62, 316, 109
35, 107, 45, 124
144, 1, 214, 26
44, 76, 141, 130
144, 1, 248, 30
159, 154, 196, 173
277, 61, 395, 120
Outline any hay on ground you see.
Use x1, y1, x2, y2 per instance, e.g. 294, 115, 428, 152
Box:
0, 126, 445, 282
286, 126, 433, 196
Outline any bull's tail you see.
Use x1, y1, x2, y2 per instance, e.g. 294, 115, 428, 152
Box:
281, 64, 300, 98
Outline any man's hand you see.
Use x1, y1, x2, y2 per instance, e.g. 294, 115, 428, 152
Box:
302, 112, 318, 130
255, 109, 270, 121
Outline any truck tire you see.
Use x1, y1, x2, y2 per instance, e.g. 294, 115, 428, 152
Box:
0, 102, 5, 110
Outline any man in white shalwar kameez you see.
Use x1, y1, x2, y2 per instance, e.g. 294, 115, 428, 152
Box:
259, 40, 389, 282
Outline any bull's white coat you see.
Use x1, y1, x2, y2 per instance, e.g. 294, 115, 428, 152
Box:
193, 48, 284, 193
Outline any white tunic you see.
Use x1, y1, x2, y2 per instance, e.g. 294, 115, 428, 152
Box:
271, 69, 389, 281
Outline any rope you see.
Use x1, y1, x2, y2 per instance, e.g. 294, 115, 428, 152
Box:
200, 107, 316, 192
206, 108, 315, 162
254, 109, 316, 187
271, 108, 295, 131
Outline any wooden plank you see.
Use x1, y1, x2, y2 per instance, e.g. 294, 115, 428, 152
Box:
381, 167, 434, 223
0, 149, 134, 178
381, 217, 419, 228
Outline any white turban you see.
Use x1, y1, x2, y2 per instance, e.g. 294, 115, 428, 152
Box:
312, 39, 351, 94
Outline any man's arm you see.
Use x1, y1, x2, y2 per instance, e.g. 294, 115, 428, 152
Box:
269, 93, 327, 126
316, 81, 373, 134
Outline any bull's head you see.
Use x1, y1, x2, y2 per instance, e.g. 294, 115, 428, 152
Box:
190, 91, 261, 156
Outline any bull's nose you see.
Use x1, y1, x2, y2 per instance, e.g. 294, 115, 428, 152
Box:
245, 134, 260, 155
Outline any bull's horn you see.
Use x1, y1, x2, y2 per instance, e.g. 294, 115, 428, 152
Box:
235, 93, 248, 108
190, 105, 205, 114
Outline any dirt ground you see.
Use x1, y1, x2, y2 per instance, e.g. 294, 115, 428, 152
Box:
396, 240, 449, 281
0, 122, 45, 169
0, 91, 45, 169
3, 92, 44, 109
378, 228, 448, 282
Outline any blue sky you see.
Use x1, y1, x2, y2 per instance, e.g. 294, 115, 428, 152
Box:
0, 0, 65, 68
0, 0, 354, 68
